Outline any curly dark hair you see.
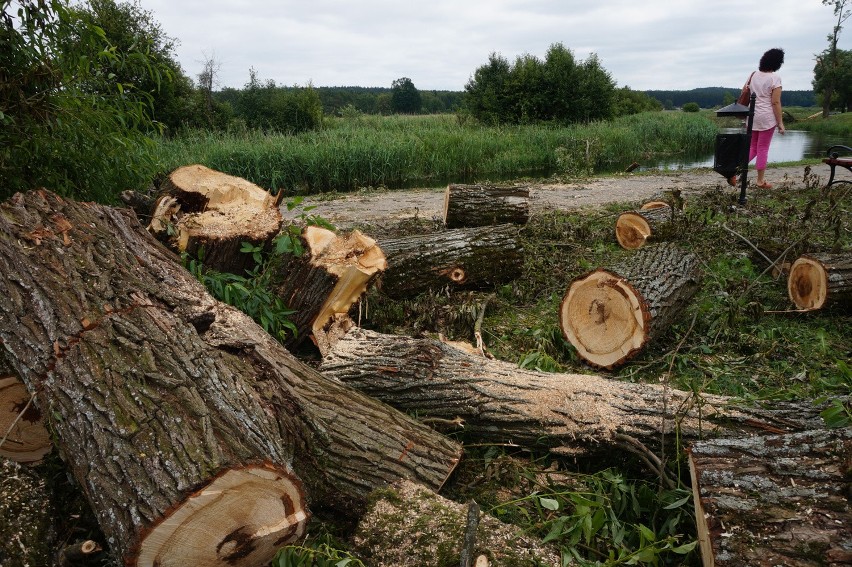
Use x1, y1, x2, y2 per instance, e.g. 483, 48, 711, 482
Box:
759, 48, 785, 72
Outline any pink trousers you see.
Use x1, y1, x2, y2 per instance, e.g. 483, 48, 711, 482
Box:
748, 127, 776, 170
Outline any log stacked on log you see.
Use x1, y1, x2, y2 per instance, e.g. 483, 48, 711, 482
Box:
614, 202, 674, 250
689, 427, 852, 567
559, 243, 700, 369
0, 375, 51, 463
148, 164, 282, 274
352, 480, 560, 567
321, 328, 824, 460
0, 190, 461, 566
377, 223, 524, 298
443, 183, 530, 228
787, 252, 852, 310
274, 226, 386, 354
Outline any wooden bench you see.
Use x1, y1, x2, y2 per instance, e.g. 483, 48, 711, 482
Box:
823, 144, 852, 187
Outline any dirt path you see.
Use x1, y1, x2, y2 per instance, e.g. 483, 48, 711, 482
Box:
285, 165, 812, 229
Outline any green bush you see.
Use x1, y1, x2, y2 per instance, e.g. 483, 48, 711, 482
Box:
682, 102, 700, 113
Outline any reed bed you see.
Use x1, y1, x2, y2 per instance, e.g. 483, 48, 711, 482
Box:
155, 112, 718, 196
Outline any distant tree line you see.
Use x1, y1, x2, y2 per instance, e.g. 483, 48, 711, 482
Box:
644, 88, 816, 110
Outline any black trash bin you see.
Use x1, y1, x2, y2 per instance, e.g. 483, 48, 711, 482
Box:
713, 133, 747, 179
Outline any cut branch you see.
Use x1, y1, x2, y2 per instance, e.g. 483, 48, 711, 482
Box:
787, 252, 852, 310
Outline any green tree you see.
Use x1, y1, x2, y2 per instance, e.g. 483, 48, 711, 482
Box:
814, 0, 850, 116
1, 0, 165, 202
612, 87, 663, 116
682, 102, 700, 112
814, 47, 852, 113
234, 69, 322, 133
390, 77, 421, 114
463, 52, 512, 125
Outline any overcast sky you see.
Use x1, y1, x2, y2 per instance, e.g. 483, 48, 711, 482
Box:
137, 0, 849, 92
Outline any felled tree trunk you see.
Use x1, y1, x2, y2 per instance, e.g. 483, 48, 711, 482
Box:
352, 480, 560, 567
0, 375, 51, 463
321, 328, 824, 459
148, 164, 283, 274
377, 224, 523, 298
787, 252, 852, 310
689, 428, 852, 567
274, 226, 386, 354
0, 190, 461, 566
443, 183, 530, 228
614, 204, 674, 250
560, 242, 700, 369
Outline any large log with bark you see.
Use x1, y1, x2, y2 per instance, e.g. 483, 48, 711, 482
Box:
0, 190, 461, 566
443, 183, 530, 228
614, 204, 675, 250
787, 252, 852, 310
689, 428, 852, 567
321, 328, 824, 461
560, 242, 700, 369
377, 224, 524, 298
148, 164, 283, 274
274, 226, 386, 354
352, 480, 560, 567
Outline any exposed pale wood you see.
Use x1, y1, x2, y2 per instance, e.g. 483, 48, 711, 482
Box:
274, 226, 386, 353
443, 183, 530, 228
689, 428, 852, 567
560, 243, 700, 369
351, 480, 560, 567
148, 164, 282, 274
787, 253, 852, 310
615, 205, 674, 250
377, 224, 523, 298
640, 200, 670, 210
58, 540, 102, 566
0, 190, 461, 566
321, 328, 824, 458
0, 376, 51, 463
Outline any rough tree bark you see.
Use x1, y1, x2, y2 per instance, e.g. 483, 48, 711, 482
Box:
443, 183, 530, 228
560, 242, 700, 369
351, 480, 560, 567
0, 190, 461, 566
376, 224, 524, 298
689, 428, 852, 567
787, 252, 852, 310
148, 164, 283, 274
614, 204, 675, 250
321, 328, 825, 460
274, 226, 386, 354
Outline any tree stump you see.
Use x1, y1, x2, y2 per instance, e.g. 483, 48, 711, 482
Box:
688, 428, 852, 567
0, 375, 51, 463
377, 224, 523, 298
614, 204, 674, 250
0, 190, 461, 566
352, 480, 560, 567
321, 328, 824, 460
560, 243, 700, 369
787, 253, 852, 310
148, 164, 282, 274
274, 226, 386, 354
443, 183, 530, 228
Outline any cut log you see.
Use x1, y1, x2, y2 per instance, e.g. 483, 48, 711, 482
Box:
148, 164, 282, 274
614, 204, 675, 250
321, 328, 824, 459
351, 480, 560, 567
640, 200, 670, 211
274, 225, 386, 354
787, 252, 852, 310
0, 190, 461, 566
0, 375, 51, 463
377, 224, 523, 298
443, 183, 530, 228
560, 242, 700, 369
688, 428, 852, 567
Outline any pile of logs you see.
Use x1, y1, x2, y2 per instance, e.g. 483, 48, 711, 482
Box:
1, 169, 848, 567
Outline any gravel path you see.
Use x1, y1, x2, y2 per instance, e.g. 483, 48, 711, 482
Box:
285, 165, 813, 229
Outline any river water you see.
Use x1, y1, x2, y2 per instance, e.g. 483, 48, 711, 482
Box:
647, 129, 851, 171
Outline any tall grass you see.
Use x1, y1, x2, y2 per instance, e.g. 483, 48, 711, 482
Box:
154, 112, 718, 196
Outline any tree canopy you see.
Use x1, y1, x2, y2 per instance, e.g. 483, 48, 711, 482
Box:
391, 77, 422, 114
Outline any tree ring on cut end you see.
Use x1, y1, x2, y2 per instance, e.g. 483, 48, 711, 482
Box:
788, 256, 827, 310
560, 270, 647, 369
615, 212, 651, 250
0, 376, 51, 463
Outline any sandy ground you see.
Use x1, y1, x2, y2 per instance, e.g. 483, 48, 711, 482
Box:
283, 165, 814, 229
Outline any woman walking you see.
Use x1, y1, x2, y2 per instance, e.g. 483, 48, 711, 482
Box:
732, 48, 786, 189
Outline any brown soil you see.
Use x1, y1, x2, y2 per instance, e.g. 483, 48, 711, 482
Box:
284, 165, 814, 229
